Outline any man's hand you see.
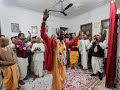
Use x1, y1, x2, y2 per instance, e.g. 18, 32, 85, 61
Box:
28, 31, 31, 35
78, 31, 82, 37
43, 9, 49, 21
92, 37, 96, 43
38, 48, 41, 51
23, 47, 26, 50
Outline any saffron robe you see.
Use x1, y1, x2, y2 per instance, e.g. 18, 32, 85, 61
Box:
41, 22, 79, 71
40, 22, 79, 90
0, 47, 20, 89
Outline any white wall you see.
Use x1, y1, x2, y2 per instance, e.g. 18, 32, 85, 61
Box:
0, 3, 110, 40
68, 4, 110, 36
0, 4, 68, 41
117, 9, 120, 14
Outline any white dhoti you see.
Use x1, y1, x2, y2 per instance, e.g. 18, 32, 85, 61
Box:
31, 43, 45, 77
80, 39, 90, 69
17, 57, 28, 80
33, 53, 44, 77
91, 56, 104, 74
81, 53, 88, 69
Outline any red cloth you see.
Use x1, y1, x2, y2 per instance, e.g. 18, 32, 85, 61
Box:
105, 0, 118, 88
41, 22, 79, 71
15, 40, 28, 58
41, 22, 57, 71
70, 39, 79, 51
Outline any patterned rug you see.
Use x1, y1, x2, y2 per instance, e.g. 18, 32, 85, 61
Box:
1, 69, 115, 90
18, 69, 103, 90
64, 69, 101, 90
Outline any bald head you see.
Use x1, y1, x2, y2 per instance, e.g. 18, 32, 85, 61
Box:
0, 37, 9, 47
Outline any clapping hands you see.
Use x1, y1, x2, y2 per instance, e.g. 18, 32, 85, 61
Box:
34, 48, 41, 51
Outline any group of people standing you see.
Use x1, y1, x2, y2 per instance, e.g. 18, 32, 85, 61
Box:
0, 32, 45, 89
0, 9, 107, 90
41, 9, 107, 90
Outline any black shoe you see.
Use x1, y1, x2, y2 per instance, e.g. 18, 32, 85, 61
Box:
90, 74, 96, 76
98, 72, 103, 80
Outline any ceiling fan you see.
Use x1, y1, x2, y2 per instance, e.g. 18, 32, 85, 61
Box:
49, 0, 73, 16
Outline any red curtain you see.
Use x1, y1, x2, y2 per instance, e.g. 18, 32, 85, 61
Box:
106, 0, 118, 88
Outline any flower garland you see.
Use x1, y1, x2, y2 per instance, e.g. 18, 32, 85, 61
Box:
57, 39, 66, 65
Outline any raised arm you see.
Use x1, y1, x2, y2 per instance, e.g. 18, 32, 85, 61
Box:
87, 37, 96, 49
26, 31, 31, 41
40, 9, 49, 43
41, 22, 49, 41
66, 35, 79, 48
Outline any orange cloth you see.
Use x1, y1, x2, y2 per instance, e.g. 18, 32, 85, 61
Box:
70, 51, 79, 68
47, 41, 66, 90
2, 64, 20, 90
70, 40, 80, 69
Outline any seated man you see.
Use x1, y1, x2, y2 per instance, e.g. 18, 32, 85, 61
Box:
0, 37, 20, 90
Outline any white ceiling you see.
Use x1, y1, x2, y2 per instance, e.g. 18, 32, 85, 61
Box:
2, 0, 110, 18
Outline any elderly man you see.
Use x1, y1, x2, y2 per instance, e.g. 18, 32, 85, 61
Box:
0, 37, 20, 90
88, 33, 107, 80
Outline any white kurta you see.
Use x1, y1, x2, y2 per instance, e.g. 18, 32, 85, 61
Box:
88, 40, 107, 74
31, 43, 45, 77
79, 39, 90, 69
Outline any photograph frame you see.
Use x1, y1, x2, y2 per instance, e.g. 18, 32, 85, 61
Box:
11, 23, 20, 33
80, 22, 92, 40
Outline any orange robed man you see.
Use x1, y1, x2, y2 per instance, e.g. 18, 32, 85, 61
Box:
0, 37, 20, 90
40, 9, 80, 90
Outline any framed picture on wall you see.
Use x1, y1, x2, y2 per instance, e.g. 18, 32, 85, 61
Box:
11, 23, 20, 33
101, 19, 110, 29
31, 26, 38, 34
80, 23, 92, 40
101, 19, 110, 40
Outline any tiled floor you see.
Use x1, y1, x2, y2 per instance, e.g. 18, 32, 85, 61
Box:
1, 68, 117, 90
